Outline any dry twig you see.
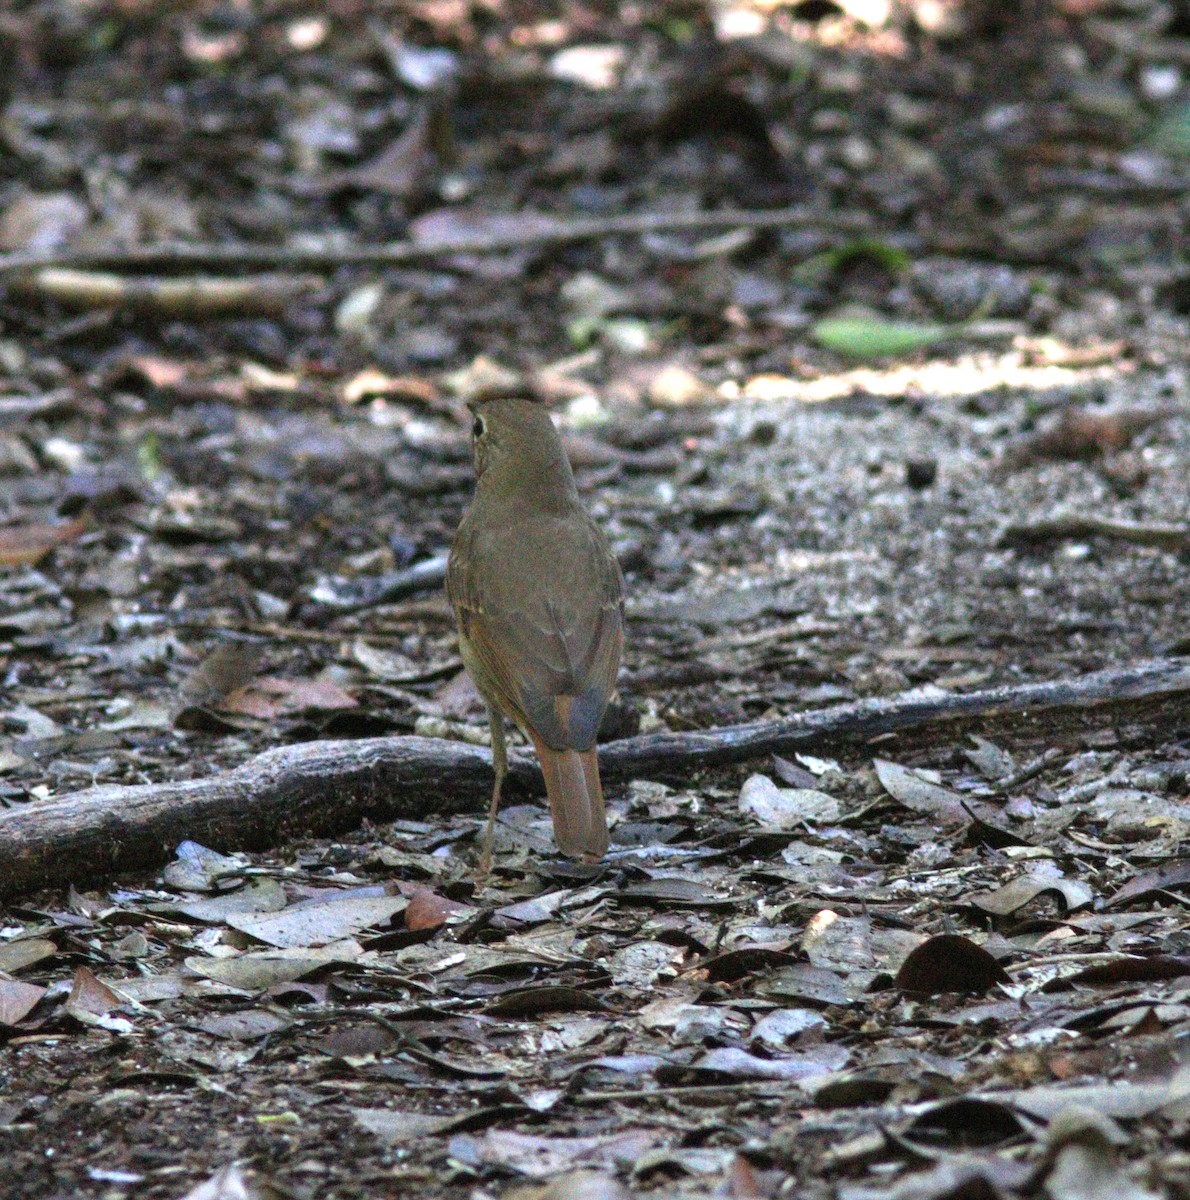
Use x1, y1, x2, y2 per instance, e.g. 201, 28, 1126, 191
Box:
0, 206, 869, 277
998, 514, 1190, 553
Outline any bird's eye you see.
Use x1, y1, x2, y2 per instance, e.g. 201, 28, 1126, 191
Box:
472, 415, 486, 438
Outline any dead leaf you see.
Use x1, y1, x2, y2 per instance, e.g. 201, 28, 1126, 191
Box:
462, 1128, 660, 1178
688, 1044, 850, 1082
166, 878, 289, 923
615, 879, 735, 909
1105, 860, 1190, 908
608, 940, 683, 986
895, 935, 1010, 995
195, 1010, 291, 1041
969, 875, 1094, 917
509, 1171, 631, 1200
221, 675, 359, 718
66, 965, 123, 1017
122, 354, 192, 389
340, 107, 433, 197
903, 1097, 1027, 1149
342, 371, 440, 408
405, 886, 470, 932
178, 1162, 260, 1200
1042, 955, 1190, 991
163, 841, 246, 892
874, 760, 968, 824
184, 944, 362, 991
739, 773, 841, 829
0, 977, 47, 1026
699, 944, 798, 983
352, 1106, 451, 1144
1043, 1106, 1161, 1200
0, 938, 57, 974
0, 191, 89, 252
0, 517, 89, 566
838, 1156, 1032, 1200
751, 1008, 828, 1049
1002, 1082, 1174, 1121
226, 895, 406, 948
760, 964, 851, 1007
485, 986, 609, 1018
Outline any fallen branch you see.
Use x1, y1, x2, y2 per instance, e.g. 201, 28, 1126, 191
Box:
0, 205, 866, 277
9, 269, 322, 316
1, 658, 1186, 901
998, 514, 1190, 553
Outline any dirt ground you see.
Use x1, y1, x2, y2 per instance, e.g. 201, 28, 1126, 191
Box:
1, 1, 1190, 1198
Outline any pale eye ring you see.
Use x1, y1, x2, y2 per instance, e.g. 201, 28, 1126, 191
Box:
472, 415, 486, 438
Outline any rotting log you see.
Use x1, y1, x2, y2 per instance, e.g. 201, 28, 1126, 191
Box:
1, 658, 1187, 901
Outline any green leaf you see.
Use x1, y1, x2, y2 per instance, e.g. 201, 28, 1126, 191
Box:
811, 292, 998, 360
827, 239, 912, 274
810, 312, 951, 358
137, 431, 164, 482
566, 317, 600, 348
794, 239, 910, 286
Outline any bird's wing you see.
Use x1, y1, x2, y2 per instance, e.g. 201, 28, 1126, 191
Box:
448, 512, 623, 751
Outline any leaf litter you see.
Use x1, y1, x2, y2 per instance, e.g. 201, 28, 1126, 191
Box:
2, 0, 1190, 1197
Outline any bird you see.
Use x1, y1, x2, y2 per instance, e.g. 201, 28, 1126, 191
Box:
446, 394, 625, 867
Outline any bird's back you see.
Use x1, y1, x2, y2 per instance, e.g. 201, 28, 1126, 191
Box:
447, 501, 623, 751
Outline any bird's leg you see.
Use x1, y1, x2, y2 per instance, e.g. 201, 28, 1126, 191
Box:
478, 703, 507, 876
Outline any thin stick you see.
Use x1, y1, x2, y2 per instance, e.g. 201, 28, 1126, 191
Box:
0, 206, 874, 277
998, 514, 1190, 553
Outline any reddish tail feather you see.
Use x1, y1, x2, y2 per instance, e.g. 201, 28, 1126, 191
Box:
530, 736, 609, 860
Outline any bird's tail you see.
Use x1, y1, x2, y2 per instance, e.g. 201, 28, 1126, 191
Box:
530, 738, 609, 860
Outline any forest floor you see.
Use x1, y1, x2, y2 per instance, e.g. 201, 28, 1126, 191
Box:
1, 1, 1189, 1198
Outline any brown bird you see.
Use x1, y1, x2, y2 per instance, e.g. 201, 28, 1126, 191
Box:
446, 394, 625, 865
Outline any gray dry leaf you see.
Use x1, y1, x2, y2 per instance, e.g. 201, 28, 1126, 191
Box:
195, 1010, 291, 1041
608, 941, 682, 987
802, 913, 924, 974
163, 841, 247, 892
751, 1007, 828, 1048
103, 974, 187, 1004
352, 1107, 451, 1144
224, 894, 406, 948
64, 965, 123, 1019
166, 877, 289, 923
965, 736, 1019, 780
461, 1128, 662, 1178
692, 1044, 850, 1082
993, 1082, 1178, 1121
512, 1172, 631, 1200
0, 937, 57, 974
969, 875, 1094, 916
1043, 1109, 1161, 1200
1045, 1144, 1160, 1200
183, 944, 362, 992
178, 1162, 260, 1200
761, 963, 852, 1007
0, 191, 89, 252
739, 773, 842, 829
839, 1156, 1033, 1200
874, 759, 969, 824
